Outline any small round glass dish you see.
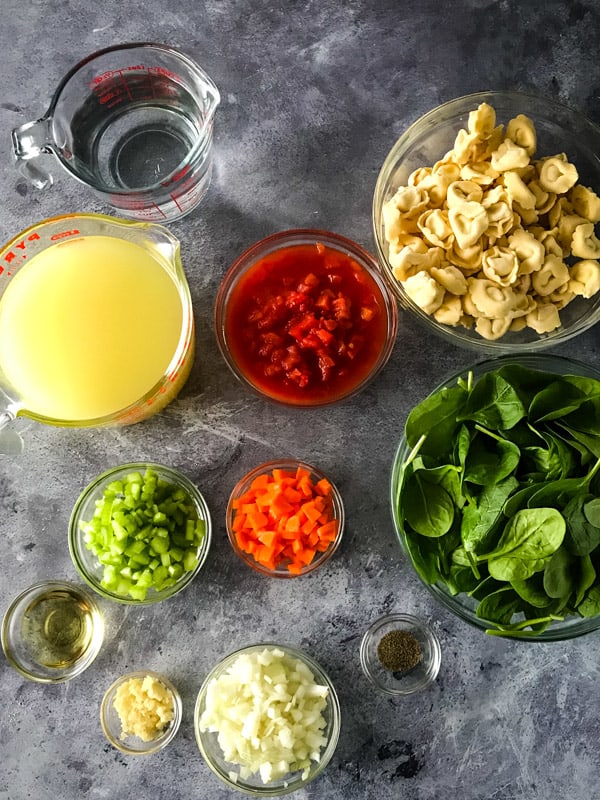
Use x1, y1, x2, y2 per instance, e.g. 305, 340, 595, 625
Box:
194, 643, 341, 795
214, 228, 398, 406
69, 462, 212, 605
226, 459, 345, 578
100, 670, 182, 755
1, 579, 104, 683
360, 613, 441, 696
373, 90, 600, 353
391, 352, 600, 642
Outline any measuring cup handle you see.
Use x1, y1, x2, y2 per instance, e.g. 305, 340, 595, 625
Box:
12, 118, 54, 189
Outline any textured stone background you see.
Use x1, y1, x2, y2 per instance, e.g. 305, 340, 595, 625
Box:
1, 2, 600, 799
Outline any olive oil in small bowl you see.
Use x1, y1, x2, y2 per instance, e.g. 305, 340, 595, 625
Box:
2, 580, 104, 682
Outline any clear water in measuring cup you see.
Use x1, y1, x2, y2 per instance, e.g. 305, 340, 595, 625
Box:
69, 72, 214, 219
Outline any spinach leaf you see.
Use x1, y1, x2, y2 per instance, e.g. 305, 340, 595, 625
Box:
484, 508, 565, 582
463, 430, 520, 486
563, 493, 600, 556
405, 383, 468, 455
584, 497, 600, 527
401, 527, 443, 585
543, 545, 576, 599
469, 574, 504, 601
402, 471, 454, 537
574, 554, 596, 608
475, 587, 522, 624
415, 463, 465, 509
555, 422, 600, 460
512, 573, 553, 608
527, 457, 600, 510
446, 564, 481, 595
503, 482, 546, 517
563, 398, 600, 438
529, 379, 591, 422
453, 424, 471, 475
563, 375, 600, 399
496, 363, 559, 408
461, 476, 519, 555
578, 585, 600, 617
450, 546, 471, 566
458, 372, 526, 430
520, 429, 576, 482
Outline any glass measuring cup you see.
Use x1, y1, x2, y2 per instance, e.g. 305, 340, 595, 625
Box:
0, 213, 195, 451
12, 43, 220, 223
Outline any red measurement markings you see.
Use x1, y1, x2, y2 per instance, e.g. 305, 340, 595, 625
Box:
1, 232, 41, 273
91, 65, 180, 107
50, 229, 80, 241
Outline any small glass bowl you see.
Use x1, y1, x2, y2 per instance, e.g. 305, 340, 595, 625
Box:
69, 462, 212, 605
226, 459, 345, 578
360, 613, 441, 696
1, 580, 104, 683
391, 353, 600, 641
100, 670, 182, 755
373, 90, 600, 353
194, 643, 341, 795
214, 228, 398, 406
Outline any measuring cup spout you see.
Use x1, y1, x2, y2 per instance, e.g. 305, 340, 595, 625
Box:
12, 117, 54, 190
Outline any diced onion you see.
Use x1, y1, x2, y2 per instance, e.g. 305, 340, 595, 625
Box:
199, 647, 329, 783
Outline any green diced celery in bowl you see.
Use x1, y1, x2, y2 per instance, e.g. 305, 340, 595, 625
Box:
69, 463, 212, 605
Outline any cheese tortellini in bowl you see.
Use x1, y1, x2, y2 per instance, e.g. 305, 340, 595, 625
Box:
373, 91, 600, 350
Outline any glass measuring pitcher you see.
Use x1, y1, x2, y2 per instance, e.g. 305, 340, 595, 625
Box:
12, 43, 220, 223
0, 213, 195, 451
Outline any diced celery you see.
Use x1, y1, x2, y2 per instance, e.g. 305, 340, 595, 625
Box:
80, 467, 205, 601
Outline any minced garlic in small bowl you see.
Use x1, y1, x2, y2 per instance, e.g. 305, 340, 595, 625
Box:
100, 670, 182, 755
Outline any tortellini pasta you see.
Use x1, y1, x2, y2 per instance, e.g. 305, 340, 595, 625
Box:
382, 102, 600, 340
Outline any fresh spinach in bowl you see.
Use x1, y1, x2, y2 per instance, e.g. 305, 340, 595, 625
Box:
395, 363, 600, 637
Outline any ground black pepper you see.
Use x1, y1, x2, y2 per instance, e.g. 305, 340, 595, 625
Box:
376, 629, 422, 673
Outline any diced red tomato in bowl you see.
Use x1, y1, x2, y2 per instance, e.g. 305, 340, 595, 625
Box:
214, 229, 398, 406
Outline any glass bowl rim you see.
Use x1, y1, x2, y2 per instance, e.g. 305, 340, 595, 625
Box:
100, 668, 182, 755
1, 578, 104, 683
390, 351, 600, 642
214, 227, 399, 407
372, 89, 600, 354
225, 458, 345, 578
194, 641, 341, 796
68, 461, 212, 605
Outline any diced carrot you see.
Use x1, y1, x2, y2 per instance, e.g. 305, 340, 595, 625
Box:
301, 500, 322, 523
250, 473, 271, 491
230, 464, 340, 573
317, 520, 338, 541
247, 509, 269, 530
315, 478, 332, 496
307, 530, 319, 547
232, 513, 247, 532
296, 547, 316, 566
284, 487, 302, 503
257, 529, 278, 547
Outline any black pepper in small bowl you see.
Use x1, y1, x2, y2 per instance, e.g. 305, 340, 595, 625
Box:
360, 613, 441, 696
377, 629, 422, 673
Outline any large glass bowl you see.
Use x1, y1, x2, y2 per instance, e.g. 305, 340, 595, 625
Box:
373, 91, 600, 352
215, 229, 398, 406
390, 353, 600, 642
194, 643, 341, 795
69, 462, 212, 605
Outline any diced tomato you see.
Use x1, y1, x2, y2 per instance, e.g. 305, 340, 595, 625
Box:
224, 242, 387, 404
